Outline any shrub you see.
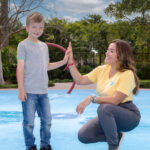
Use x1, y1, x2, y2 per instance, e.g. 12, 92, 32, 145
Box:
136, 63, 150, 80
48, 80, 55, 87
140, 80, 150, 88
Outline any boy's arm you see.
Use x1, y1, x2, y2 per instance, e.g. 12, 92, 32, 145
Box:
17, 60, 27, 101
48, 59, 66, 71
48, 49, 70, 71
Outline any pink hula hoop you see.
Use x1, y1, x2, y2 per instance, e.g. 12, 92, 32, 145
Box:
46, 42, 75, 94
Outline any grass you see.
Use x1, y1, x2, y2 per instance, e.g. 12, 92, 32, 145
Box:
0, 84, 18, 88
0, 81, 55, 89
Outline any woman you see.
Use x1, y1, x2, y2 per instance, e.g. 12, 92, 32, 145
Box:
67, 39, 141, 150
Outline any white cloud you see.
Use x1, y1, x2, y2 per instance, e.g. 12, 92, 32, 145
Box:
62, 16, 79, 22
47, 0, 116, 16
58, 0, 104, 14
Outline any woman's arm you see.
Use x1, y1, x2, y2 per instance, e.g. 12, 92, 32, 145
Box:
67, 42, 92, 85
76, 91, 127, 114
68, 65, 92, 85
95, 91, 127, 105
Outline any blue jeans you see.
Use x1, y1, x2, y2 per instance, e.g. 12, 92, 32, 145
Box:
22, 93, 52, 149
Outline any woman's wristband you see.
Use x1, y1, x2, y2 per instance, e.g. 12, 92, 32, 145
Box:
91, 94, 97, 103
68, 61, 75, 66
64, 60, 76, 71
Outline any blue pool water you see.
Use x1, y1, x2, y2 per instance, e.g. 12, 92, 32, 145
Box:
0, 89, 150, 150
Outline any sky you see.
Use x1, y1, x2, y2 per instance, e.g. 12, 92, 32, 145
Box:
43, 0, 119, 22
18, 0, 121, 24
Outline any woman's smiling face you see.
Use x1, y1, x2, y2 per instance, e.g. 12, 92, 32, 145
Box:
104, 43, 118, 66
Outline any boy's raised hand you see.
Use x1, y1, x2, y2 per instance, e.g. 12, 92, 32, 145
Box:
63, 41, 72, 64
67, 42, 73, 63
63, 48, 70, 64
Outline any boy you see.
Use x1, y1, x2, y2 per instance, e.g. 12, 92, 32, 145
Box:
17, 12, 69, 150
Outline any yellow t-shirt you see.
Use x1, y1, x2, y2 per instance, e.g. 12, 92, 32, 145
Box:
86, 64, 135, 103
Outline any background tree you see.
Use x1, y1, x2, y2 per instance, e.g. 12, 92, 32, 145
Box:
104, 0, 150, 21
105, 0, 150, 79
81, 14, 108, 64
1, 0, 150, 83
104, 0, 150, 54
0, 0, 50, 84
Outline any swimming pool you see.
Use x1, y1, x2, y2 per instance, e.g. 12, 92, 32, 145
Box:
0, 89, 150, 150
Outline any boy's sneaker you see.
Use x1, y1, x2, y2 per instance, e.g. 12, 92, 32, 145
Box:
117, 132, 125, 150
27, 145, 37, 150
40, 145, 52, 150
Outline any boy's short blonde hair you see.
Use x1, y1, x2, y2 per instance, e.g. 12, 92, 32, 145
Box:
26, 12, 44, 26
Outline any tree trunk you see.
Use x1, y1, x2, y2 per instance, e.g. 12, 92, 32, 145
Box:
0, 48, 5, 85
1, 0, 9, 46
0, 0, 8, 84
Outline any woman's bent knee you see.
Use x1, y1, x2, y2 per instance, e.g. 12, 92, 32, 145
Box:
78, 129, 90, 144
97, 104, 115, 116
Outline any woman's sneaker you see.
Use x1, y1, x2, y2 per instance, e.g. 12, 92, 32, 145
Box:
27, 145, 37, 150
40, 144, 52, 150
117, 132, 125, 150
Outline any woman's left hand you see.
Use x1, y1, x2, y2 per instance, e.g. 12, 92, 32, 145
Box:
76, 96, 92, 114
